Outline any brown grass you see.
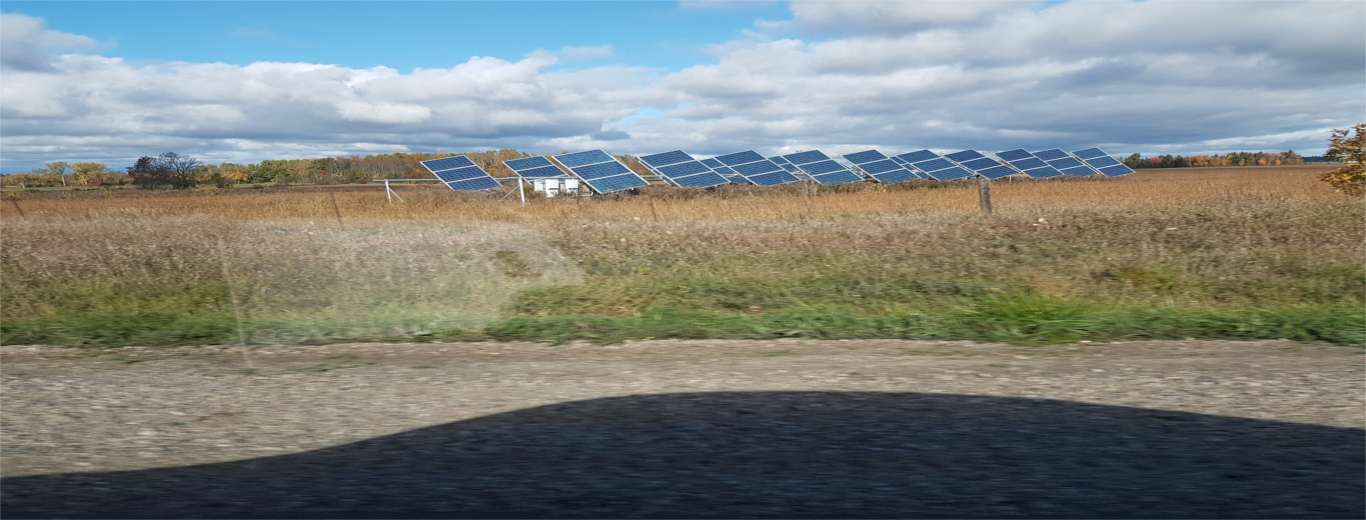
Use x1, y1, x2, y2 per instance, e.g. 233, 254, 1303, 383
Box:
0, 166, 1344, 224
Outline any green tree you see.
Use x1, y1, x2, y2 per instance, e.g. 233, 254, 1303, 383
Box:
1320, 124, 1366, 196
43, 161, 69, 187
71, 162, 109, 186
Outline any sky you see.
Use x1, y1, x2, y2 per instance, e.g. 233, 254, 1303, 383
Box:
1, 0, 1363, 172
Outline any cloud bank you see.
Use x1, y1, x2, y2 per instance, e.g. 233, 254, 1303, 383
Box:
1, 1, 1361, 171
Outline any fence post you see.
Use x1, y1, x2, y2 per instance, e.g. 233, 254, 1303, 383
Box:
978, 176, 994, 213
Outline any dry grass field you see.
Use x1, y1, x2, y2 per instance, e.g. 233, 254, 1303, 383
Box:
0, 166, 1338, 223
2, 165, 1361, 347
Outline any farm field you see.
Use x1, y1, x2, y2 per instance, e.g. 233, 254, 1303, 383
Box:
1, 165, 1362, 347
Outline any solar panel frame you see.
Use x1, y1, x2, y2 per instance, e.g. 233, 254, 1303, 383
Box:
1030, 148, 1100, 177
1069, 147, 1134, 177
782, 150, 865, 185
551, 149, 650, 194
713, 150, 800, 186
421, 155, 506, 191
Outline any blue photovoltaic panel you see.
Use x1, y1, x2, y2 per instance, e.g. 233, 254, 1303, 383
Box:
889, 155, 908, 165
421, 156, 504, 191
638, 150, 729, 188
784, 150, 828, 165
769, 156, 793, 165
434, 166, 489, 183
447, 177, 503, 191
1032, 149, 1071, 161
843, 150, 887, 164
944, 150, 1020, 180
858, 160, 902, 175
995, 149, 1064, 178
1069, 147, 1134, 176
783, 150, 863, 184
712, 150, 799, 186
551, 150, 649, 193
898, 150, 941, 164
776, 162, 801, 173
715, 150, 766, 166
422, 156, 476, 172
897, 150, 976, 181
1032, 149, 1098, 177
570, 161, 633, 180
504, 156, 553, 171
503, 156, 569, 179
701, 158, 746, 182
587, 173, 650, 193
1072, 148, 1108, 160
639, 150, 694, 167
555, 149, 616, 168
943, 150, 988, 163
658, 161, 712, 177
996, 149, 1035, 161
700, 158, 723, 168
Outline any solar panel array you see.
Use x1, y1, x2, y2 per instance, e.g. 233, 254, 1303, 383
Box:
842, 150, 919, 183
781, 150, 865, 184
713, 150, 801, 186
502, 156, 569, 178
420, 155, 503, 191
1072, 148, 1135, 176
1033, 149, 1098, 177
447, 145, 1131, 195
552, 149, 649, 194
895, 150, 976, 181
638, 150, 730, 188
995, 149, 1064, 178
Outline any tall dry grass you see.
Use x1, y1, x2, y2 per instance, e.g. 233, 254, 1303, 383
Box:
0, 166, 1343, 224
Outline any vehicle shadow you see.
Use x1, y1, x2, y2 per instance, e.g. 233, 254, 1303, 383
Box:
2, 391, 1361, 519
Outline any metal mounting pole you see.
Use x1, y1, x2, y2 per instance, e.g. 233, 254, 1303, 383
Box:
519, 178, 526, 205
978, 176, 994, 213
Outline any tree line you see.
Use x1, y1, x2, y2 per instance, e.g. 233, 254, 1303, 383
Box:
1121, 150, 1307, 169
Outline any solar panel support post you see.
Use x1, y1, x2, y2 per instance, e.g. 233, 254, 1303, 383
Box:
382, 179, 404, 203
518, 178, 526, 205
978, 176, 994, 214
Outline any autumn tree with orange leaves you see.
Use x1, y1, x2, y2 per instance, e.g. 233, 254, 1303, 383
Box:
1320, 124, 1365, 196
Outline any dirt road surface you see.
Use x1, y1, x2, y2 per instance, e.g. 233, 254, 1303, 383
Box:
2, 339, 1362, 518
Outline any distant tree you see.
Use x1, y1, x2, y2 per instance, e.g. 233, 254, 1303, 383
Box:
127, 152, 203, 189
1320, 124, 1365, 196
71, 162, 109, 186
43, 161, 70, 187
1283, 150, 1304, 165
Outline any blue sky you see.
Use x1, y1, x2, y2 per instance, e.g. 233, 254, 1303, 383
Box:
2, 1, 1362, 172
5, 1, 789, 72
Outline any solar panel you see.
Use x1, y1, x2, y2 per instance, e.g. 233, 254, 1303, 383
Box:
503, 156, 569, 179
552, 150, 650, 193
994, 149, 1064, 178
700, 158, 749, 184
1032, 148, 1100, 176
638, 150, 729, 188
767, 156, 802, 174
714, 150, 800, 186
1070, 148, 1134, 176
943, 150, 1020, 179
841, 149, 919, 183
421, 155, 504, 191
893, 150, 975, 181
782, 150, 864, 184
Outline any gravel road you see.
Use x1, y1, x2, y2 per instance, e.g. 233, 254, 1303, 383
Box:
2, 339, 1362, 518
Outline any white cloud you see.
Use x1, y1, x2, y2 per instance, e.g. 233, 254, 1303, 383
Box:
0, 12, 99, 72
1, 2, 1362, 171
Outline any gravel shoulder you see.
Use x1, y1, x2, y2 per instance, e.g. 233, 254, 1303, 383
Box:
2, 339, 1363, 518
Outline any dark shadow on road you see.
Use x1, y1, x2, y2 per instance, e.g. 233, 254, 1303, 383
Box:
2, 391, 1362, 518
